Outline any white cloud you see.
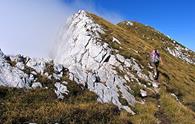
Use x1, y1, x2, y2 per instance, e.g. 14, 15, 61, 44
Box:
0, 0, 123, 58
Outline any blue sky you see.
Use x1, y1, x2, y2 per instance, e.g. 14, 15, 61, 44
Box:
91, 0, 195, 51
0, 0, 194, 58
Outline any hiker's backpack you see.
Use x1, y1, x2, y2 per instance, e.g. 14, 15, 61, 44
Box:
151, 50, 160, 63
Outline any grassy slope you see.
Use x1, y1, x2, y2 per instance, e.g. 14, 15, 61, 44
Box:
0, 76, 133, 124
89, 13, 195, 124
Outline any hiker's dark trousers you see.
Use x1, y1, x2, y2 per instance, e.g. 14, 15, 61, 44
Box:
152, 61, 159, 80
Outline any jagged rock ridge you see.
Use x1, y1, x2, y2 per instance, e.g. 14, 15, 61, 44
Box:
53, 10, 157, 114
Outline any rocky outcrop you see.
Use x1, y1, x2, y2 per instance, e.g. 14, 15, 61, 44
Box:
55, 81, 69, 99
166, 45, 195, 64
53, 10, 154, 114
0, 49, 70, 100
0, 49, 30, 88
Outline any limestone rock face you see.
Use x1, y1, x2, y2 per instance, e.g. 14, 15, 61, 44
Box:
0, 49, 71, 100
0, 49, 30, 88
32, 82, 43, 89
166, 46, 195, 64
53, 10, 153, 114
55, 82, 69, 99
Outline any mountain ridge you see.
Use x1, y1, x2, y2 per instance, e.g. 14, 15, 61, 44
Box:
0, 10, 195, 123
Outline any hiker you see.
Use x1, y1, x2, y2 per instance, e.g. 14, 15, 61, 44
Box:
150, 49, 162, 80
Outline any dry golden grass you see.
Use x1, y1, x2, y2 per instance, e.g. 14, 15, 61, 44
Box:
89, 12, 195, 123
129, 102, 158, 124
159, 90, 195, 124
0, 86, 126, 124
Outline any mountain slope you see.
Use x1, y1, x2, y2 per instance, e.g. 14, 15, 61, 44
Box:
53, 10, 195, 123
88, 12, 195, 123
0, 10, 195, 123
